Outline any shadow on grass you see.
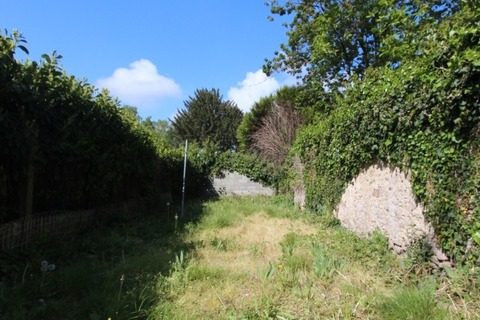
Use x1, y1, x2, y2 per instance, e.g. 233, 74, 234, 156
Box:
0, 199, 210, 320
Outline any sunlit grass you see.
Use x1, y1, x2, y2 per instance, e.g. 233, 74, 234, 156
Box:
1, 196, 478, 319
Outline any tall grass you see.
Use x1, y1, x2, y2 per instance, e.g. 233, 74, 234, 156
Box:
1, 196, 478, 319
376, 279, 447, 320
0, 209, 182, 319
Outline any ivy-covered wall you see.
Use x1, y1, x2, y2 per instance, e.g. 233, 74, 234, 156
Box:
293, 7, 479, 265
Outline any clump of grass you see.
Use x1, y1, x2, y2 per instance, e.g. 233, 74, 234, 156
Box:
210, 237, 229, 251
375, 279, 447, 320
197, 201, 241, 229
311, 243, 346, 280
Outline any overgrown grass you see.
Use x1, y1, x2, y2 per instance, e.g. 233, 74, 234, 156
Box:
0, 207, 193, 320
1, 196, 479, 319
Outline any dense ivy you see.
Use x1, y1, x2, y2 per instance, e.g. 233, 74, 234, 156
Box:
294, 6, 480, 265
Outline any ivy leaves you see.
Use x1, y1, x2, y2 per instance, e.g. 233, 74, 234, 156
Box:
294, 5, 480, 265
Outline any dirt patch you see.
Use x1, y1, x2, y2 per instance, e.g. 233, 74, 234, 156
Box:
193, 212, 317, 275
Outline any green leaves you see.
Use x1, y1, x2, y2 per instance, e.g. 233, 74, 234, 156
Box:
294, 4, 480, 265
171, 88, 243, 151
0, 31, 174, 220
265, 0, 457, 88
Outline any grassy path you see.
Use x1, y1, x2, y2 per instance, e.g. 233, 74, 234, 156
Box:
1, 196, 478, 319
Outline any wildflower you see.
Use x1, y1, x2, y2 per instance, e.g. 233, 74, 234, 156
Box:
47, 264, 56, 271
40, 260, 49, 267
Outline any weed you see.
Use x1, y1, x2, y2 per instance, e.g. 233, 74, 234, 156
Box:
259, 262, 277, 282
375, 278, 446, 320
281, 232, 303, 258
240, 296, 281, 320
167, 251, 190, 291
311, 243, 346, 280
400, 236, 434, 278
210, 237, 228, 251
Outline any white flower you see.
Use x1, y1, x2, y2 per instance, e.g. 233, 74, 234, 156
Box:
47, 264, 56, 271
40, 260, 49, 267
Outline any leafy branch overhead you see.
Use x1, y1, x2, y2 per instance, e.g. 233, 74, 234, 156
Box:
264, 0, 459, 87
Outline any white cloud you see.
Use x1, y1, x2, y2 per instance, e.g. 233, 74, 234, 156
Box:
227, 69, 281, 113
96, 59, 182, 110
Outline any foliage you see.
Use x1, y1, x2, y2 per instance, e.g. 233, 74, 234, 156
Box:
251, 95, 303, 165
294, 5, 480, 264
236, 95, 275, 151
264, 0, 458, 87
237, 86, 300, 156
311, 243, 345, 280
0, 30, 190, 221
171, 88, 243, 151
215, 151, 281, 188
376, 279, 446, 320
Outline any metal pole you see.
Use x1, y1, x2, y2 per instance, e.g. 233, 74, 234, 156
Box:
181, 139, 188, 219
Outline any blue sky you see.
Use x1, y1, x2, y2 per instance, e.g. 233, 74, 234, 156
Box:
1, 1, 296, 120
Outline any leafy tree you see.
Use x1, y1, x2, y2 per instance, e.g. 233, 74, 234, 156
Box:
263, 0, 459, 87
171, 88, 243, 151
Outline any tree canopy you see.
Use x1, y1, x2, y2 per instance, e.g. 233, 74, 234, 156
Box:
171, 88, 243, 151
264, 0, 459, 87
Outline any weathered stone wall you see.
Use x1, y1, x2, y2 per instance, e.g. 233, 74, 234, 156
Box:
212, 171, 274, 196
335, 164, 426, 251
334, 164, 449, 266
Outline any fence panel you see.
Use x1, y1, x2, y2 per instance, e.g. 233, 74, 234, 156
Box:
0, 198, 147, 250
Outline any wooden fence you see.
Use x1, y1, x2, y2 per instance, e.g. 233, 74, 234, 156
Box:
0, 198, 148, 251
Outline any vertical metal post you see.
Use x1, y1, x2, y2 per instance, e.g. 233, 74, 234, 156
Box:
181, 139, 188, 219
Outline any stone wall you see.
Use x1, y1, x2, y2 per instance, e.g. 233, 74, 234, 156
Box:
212, 171, 274, 196
334, 164, 449, 267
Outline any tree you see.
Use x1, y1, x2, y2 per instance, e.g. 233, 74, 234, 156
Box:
236, 86, 302, 164
236, 95, 275, 151
251, 86, 303, 164
263, 0, 459, 88
171, 88, 243, 151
